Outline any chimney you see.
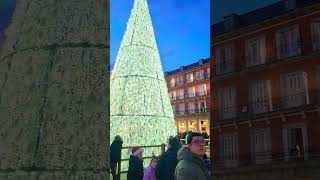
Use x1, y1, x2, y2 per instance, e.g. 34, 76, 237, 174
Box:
198, 59, 203, 65
180, 66, 184, 71
284, 0, 298, 11
224, 13, 239, 32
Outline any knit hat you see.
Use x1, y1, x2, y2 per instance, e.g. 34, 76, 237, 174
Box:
132, 146, 143, 156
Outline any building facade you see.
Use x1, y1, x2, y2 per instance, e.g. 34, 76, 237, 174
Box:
165, 58, 211, 135
211, 0, 320, 179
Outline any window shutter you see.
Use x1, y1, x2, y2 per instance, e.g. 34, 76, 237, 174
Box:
260, 37, 266, 64
302, 72, 309, 104
292, 27, 301, 55
267, 80, 273, 111
283, 128, 289, 161
217, 48, 221, 74
276, 33, 281, 59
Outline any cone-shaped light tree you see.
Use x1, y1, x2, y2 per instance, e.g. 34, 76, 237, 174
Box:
110, 0, 177, 157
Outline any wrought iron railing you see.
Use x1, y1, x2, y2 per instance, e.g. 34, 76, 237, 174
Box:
213, 90, 319, 121
213, 146, 320, 169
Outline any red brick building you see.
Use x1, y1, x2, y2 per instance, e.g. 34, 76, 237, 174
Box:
165, 58, 210, 135
211, 0, 320, 179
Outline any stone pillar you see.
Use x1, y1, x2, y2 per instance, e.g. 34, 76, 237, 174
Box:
0, 0, 109, 179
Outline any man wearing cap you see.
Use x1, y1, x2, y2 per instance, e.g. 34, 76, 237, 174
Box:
174, 132, 210, 180
127, 146, 144, 180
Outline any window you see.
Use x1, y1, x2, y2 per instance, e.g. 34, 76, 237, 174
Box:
218, 86, 236, 120
221, 134, 238, 167
250, 81, 272, 113
170, 91, 176, 100
283, 124, 307, 161
196, 70, 205, 80
207, 67, 210, 78
178, 89, 184, 100
177, 76, 184, 86
311, 19, 320, 51
178, 103, 185, 115
245, 36, 266, 67
199, 101, 206, 112
276, 26, 301, 59
171, 104, 176, 113
170, 78, 175, 88
216, 45, 234, 74
198, 84, 207, 96
186, 73, 193, 83
188, 87, 195, 98
281, 72, 309, 108
250, 129, 271, 163
188, 101, 195, 114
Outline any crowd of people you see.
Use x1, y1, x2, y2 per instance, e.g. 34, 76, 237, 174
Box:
110, 132, 211, 180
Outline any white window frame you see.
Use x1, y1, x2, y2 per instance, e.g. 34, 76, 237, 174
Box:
178, 103, 185, 115
188, 101, 195, 114
249, 80, 272, 114
276, 26, 301, 59
282, 123, 308, 161
196, 70, 205, 80
281, 71, 309, 108
170, 78, 175, 88
170, 91, 176, 100
311, 18, 320, 51
178, 89, 184, 100
220, 133, 239, 167
218, 86, 236, 120
186, 73, 194, 83
250, 128, 272, 164
198, 100, 207, 112
177, 75, 184, 86
245, 35, 266, 67
216, 45, 234, 74
198, 84, 207, 96
188, 87, 195, 98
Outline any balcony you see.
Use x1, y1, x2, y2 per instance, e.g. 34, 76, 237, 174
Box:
198, 90, 207, 97
216, 61, 235, 75
213, 90, 319, 123
174, 108, 209, 116
214, 146, 320, 169
177, 80, 184, 87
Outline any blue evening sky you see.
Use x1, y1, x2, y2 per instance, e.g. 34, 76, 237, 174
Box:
0, 0, 15, 30
212, 0, 280, 24
111, 0, 210, 73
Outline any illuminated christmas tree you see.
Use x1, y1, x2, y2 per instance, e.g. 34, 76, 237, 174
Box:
110, 0, 177, 168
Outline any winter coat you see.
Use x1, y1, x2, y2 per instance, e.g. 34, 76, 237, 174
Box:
127, 155, 144, 180
110, 140, 123, 163
155, 148, 178, 180
143, 166, 156, 180
174, 147, 210, 180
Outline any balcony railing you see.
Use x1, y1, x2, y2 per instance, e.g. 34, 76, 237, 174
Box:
174, 108, 209, 116
214, 146, 320, 169
214, 90, 319, 121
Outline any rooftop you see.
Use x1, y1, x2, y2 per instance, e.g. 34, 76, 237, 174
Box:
165, 58, 210, 76
211, 0, 320, 36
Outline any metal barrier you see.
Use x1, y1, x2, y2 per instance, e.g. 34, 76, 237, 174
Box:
113, 144, 166, 180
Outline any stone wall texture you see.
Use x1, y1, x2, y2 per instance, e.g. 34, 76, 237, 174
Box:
0, 0, 110, 179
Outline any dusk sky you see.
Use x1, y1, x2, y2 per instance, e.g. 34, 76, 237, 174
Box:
212, 0, 279, 24
111, 0, 210, 73
1, 0, 281, 72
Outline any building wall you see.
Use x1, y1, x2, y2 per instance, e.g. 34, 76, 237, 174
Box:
166, 62, 211, 134
211, 4, 320, 178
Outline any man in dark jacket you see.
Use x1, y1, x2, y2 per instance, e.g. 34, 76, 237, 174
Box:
127, 146, 144, 180
174, 132, 209, 180
110, 135, 123, 180
155, 136, 180, 180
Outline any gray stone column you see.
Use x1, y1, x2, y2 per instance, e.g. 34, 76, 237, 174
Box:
0, 0, 109, 179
